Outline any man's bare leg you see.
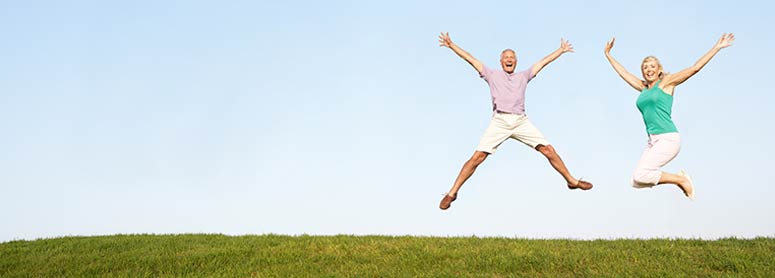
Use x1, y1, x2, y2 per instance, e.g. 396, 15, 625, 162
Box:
535, 144, 592, 190
440, 151, 489, 210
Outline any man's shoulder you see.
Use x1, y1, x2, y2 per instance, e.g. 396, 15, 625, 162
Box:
517, 69, 532, 76
518, 68, 535, 80
479, 64, 495, 79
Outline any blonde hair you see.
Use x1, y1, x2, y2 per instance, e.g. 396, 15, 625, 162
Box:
641, 55, 669, 80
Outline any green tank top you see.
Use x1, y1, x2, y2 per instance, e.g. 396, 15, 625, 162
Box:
636, 80, 678, 135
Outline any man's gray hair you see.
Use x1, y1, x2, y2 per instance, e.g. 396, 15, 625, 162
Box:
501, 48, 516, 58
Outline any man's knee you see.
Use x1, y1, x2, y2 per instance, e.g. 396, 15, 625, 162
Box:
469, 151, 489, 166
535, 144, 556, 157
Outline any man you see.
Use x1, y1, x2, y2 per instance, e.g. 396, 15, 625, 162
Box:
438, 32, 593, 210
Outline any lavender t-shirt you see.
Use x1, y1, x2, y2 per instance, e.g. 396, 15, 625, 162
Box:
480, 65, 536, 115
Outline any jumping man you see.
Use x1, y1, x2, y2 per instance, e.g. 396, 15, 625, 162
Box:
438, 32, 593, 210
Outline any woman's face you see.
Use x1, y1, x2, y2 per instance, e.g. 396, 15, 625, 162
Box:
641, 59, 661, 82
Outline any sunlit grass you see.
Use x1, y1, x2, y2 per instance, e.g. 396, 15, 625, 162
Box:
1, 234, 774, 277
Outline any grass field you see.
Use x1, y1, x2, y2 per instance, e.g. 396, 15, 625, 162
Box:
1, 234, 774, 277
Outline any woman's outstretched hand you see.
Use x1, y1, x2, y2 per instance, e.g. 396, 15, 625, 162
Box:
604, 37, 615, 54
715, 33, 735, 49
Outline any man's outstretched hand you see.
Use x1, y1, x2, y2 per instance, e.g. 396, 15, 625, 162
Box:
438, 32, 452, 48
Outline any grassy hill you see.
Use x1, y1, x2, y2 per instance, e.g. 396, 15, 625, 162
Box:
1, 234, 774, 277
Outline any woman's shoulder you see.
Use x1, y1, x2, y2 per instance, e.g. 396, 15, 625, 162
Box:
657, 78, 676, 95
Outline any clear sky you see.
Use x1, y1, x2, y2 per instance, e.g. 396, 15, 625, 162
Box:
2, 0, 774, 242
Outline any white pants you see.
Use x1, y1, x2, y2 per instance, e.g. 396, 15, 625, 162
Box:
475, 112, 550, 154
632, 132, 681, 188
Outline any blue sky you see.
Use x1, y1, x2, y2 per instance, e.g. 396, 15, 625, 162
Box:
2, 0, 774, 242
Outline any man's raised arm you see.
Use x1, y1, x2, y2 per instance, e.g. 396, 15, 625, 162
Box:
439, 32, 484, 75
531, 38, 574, 76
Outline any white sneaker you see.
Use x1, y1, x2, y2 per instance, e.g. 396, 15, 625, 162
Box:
677, 170, 695, 200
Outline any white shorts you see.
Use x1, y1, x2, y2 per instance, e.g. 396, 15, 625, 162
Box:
475, 112, 550, 154
631, 132, 681, 188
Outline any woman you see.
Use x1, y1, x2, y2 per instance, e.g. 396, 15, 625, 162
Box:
604, 33, 735, 200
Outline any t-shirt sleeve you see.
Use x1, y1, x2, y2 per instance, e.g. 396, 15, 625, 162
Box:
479, 65, 491, 82
523, 69, 536, 82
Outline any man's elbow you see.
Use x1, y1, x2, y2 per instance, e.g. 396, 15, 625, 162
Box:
690, 65, 703, 74
531, 64, 543, 72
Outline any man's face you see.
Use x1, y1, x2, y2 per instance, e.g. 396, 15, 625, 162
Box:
500, 50, 517, 73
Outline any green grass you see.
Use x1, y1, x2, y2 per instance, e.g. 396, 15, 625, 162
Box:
1, 234, 774, 277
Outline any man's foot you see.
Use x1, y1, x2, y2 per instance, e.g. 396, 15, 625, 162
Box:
439, 193, 457, 210
568, 179, 593, 190
677, 170, 695, 200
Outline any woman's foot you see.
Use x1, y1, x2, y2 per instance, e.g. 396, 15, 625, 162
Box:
677, 170, 695, 200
